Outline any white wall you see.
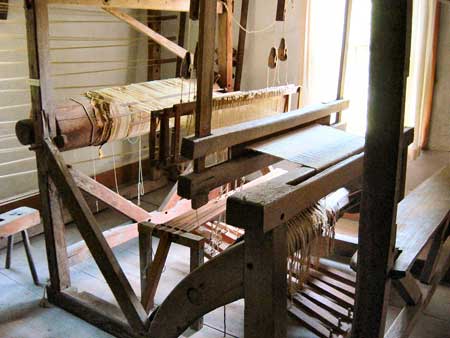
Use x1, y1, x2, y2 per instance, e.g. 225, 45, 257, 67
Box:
428, 3, 450, 151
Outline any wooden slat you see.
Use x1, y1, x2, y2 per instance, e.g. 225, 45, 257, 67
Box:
315, 264, 356, 287
351, 2, 411, 337
309, 268, 355, 297
48, 0, 191, 11
69, 167, 150, 223
392, 272, 422, 306
288, 306, 332, 338
307, 278, 354, 308
301, 287, 352, 320
227, 153, 363, 233
293, 294, 350, 333
45, 140, 147, 331
393, 165, 450, 277
104, 7, 187, 59
181, 99, 350, 160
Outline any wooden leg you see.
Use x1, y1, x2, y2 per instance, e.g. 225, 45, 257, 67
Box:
244, 225, 287, 338
138, 226, 153, 301
21, 230, 39, 285
141, 233, 171, 312
5, 235, 14, 269
420, 218, 449, 284
189, 240, 205, 331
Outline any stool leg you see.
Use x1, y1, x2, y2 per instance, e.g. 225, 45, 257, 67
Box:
21, 230, 39, 285
5, 235, 14, 269
189, 241, 205, 331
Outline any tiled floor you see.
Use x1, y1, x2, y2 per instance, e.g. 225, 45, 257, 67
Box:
0, 150, 449, 338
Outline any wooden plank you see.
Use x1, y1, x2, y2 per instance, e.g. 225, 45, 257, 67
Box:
393, 165, 450, 277
307, 278, 354, 308
288, 306, 332, 338
178, 151, 280, 199
193, 0, 217, 173
301, 287, 352, 320
293, 294, 350, 333
69, 167, 150, 223
25, 0, 70, 292
141, 233, 171, 312
182, 100, 350, 160
45, 140, 147, 331
217, 0, 233, 91
48, 0, 191, 11
0, 207, 40, 238
234, 0, 249, 91
47, 289, 142, 338
104, 8, 187, 59
227, 153, 363, 233
148, 243, 244, 338
309, 268, 355, 297
351, 2, 411, 337
392, 272, 422, 306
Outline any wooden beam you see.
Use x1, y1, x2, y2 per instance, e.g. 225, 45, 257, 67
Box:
193, 0, 217, 174
45, 140, 147, 331
48, 0, 191, 11
227, 153, 363, 233
234, 0, 249, 91
69, 167, 150, 223
178, 151, 279, 199
25, 0, 70, 292
217, 0, 233, 91
351, 1, 411, 337
181, 99, 350, 160
104, 7, 187, 59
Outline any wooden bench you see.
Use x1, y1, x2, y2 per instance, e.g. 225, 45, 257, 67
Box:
352, 165, 450, 337
0, 207, 41, 285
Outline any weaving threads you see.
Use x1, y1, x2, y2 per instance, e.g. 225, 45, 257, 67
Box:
286, 200, 337, 296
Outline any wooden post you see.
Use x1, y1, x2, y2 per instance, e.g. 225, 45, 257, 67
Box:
351, 1, 411, 337
24, 0, 70, 291
176, 12, 187, 76
147, 9, 162, 81
217, 0, 233, 91
335, 0, 352, 122
234, 0, 249, 91
193, 0, 216, 176
244, 225, 287, 337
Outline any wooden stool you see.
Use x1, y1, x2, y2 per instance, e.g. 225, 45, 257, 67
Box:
0, 207, 40, 285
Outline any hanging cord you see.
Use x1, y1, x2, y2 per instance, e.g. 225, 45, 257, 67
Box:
222, 2, 276, 34
92, 147, 100, 212
137, 136, 145, 205
111, 142, 120, 194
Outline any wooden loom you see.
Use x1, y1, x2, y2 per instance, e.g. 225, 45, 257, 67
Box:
17, 1, 450, 338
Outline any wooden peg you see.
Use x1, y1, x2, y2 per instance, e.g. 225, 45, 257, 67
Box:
268, 47, 278, 69
278, 38, 288, 61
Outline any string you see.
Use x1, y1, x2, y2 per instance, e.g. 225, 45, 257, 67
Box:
222, 2, 276, 34
92, 148, 99, 213
111, 142, 120, 194
137, 136, 144, 206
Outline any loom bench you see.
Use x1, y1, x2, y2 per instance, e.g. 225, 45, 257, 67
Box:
0, 207, 40, 285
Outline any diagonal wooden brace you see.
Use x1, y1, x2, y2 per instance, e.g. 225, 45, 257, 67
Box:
44, 139, 148, 332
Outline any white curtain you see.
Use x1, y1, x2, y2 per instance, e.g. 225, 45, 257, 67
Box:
405, 0, 439, 158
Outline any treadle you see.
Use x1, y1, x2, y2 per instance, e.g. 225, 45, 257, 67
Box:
289, 263, 355, 338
